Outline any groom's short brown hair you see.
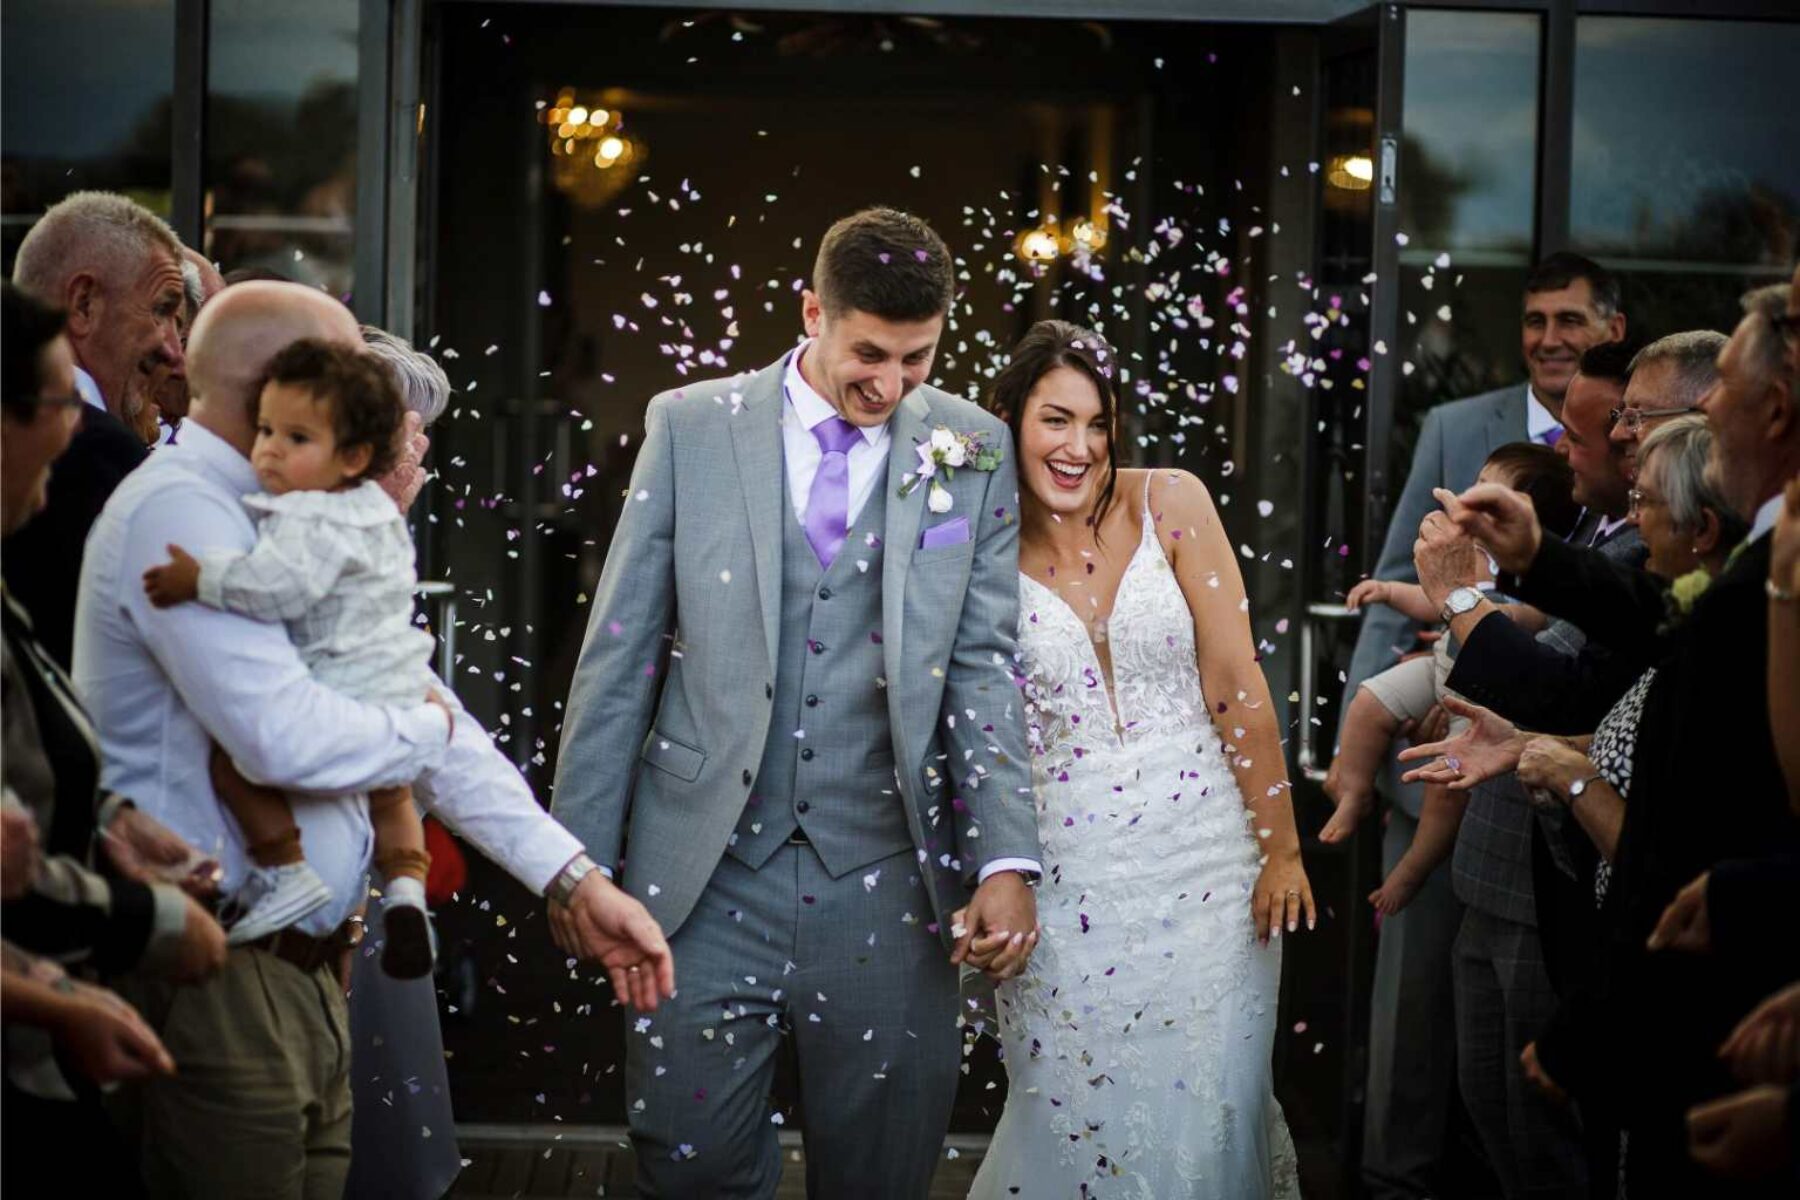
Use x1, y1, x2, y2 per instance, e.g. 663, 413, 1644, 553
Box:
813, 208, 955, 322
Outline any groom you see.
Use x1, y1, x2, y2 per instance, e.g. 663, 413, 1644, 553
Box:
552, 207, 1042, 1196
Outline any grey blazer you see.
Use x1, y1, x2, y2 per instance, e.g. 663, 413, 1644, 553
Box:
1340, 384, 1530, 818
551, 352, 1041, 940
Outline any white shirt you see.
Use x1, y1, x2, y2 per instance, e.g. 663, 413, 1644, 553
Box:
73, 365, 105, 413
73, 422, 582, 933
781, 343, 889, 525
1750, 493, 1784, 543
195, 481, 435, 707
1525, 385, 1562, 444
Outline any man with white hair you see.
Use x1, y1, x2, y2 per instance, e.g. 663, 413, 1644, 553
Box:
4, 191, 188, 666
149, 246, 227, 443
75, 281, 674, 1197
1610, 330, 1727, 482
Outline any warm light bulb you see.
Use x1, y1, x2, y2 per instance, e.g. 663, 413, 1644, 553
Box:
568, 106, 589, 127
596, 136, 626, 166
1017, 228, 1060, 264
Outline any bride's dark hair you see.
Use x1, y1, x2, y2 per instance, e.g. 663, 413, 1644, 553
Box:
987, 319, 1122, 533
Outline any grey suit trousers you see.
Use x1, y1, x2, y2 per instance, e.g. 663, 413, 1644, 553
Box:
1362, 808, 1464, 1200
627, 843, 959, 1199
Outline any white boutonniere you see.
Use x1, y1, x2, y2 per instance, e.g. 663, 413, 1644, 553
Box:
898, 426, 1002, 513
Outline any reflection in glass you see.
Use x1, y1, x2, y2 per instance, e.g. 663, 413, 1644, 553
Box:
1394, 10, 1539, 474
1572, 18, 1800, 268
205, 0, 358, 295
1, 0, 175, 265
1400, 9, 1538, 258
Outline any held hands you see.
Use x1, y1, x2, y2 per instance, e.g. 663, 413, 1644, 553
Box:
1344, 578, 1392, 612
142, 544, 201, 608
1433, 485, 1541, 577
1397, 696, 1525, 789
950, 870, 1039, 983
1253, 850, 1316, 944
548, 870, 675, 1011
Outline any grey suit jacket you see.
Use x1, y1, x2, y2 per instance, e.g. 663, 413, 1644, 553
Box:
1340, 384, 1529, 818
552, 352, 1041, 941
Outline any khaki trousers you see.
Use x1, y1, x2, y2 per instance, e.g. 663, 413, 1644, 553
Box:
116, 945, 353, 1200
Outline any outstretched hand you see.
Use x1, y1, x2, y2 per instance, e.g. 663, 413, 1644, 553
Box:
950, 871, 1038, 983
549, 871, 675, 1011
1396, 695, 1525, 790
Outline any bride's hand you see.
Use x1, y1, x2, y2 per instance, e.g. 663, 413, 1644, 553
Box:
1395, 695, 1524, 790
1254, 851, 1316, 944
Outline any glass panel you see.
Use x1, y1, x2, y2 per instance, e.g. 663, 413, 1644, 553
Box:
1572, 17, 1800, 336
204, 0, 358, 296
1, 0, 175, 265
1394, 9, 1540, 471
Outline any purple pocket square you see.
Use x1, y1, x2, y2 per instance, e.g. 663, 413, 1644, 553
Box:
919, 517, 971, 550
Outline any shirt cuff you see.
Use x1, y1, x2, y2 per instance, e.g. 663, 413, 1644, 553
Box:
977, 857, 1042, 884
193, 551, 235, 611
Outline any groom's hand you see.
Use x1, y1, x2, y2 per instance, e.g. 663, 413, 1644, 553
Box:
950, 872, 1039, 982
550, 872, 676, 1011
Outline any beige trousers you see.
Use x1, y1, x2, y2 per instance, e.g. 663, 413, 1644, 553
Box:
116, 945, 353, 1199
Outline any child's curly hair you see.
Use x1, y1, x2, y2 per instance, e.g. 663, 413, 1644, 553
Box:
257, 339, 404, 480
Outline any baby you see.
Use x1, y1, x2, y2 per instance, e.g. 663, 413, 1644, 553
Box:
1320, 442, 1581, 914
143, 339, 437, 978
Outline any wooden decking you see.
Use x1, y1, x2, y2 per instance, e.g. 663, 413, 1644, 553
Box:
447, 1126, 988, 1199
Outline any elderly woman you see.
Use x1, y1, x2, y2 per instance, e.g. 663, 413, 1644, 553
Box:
345, 323, 462, 1200
1401, 414, 1749, 1193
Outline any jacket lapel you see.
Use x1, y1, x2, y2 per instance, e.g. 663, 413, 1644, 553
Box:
728, 356, 789, 676
881, 389, 932, 689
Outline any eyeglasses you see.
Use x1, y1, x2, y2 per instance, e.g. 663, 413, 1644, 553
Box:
1609, 404, 1701, 434
1626, 487, 1664, 520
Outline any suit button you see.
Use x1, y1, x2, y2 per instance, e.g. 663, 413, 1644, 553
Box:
818, 587, 833, 600
810, 641, 825, 655
742, 769, 753, 786
800, 748, 815, 761
765, 683, 773, 699
796, 800, 810, 814
805, 695, 819, 707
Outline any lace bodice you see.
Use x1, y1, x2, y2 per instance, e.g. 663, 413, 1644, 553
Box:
1018, 496, 1210, 761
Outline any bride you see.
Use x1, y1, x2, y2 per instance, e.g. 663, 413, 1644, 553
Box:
968, 320, 1308, 1198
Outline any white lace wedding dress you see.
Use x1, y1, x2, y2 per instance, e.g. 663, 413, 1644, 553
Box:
969, 483, 1301, 1199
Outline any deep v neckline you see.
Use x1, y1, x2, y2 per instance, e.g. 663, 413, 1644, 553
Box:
1020, 514, 1161, 740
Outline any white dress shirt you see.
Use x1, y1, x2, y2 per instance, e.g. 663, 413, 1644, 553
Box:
73, 422, 582, 933
1525, 385, 1563, 444
781, 343, 889, 525
73, 365, 106, 413
1750, 492, 1784, 544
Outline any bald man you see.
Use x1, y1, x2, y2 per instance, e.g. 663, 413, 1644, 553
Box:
74, 283, 673, 1198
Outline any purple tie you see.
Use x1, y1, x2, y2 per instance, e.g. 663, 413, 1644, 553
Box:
1539, 427, 1563, 447
803, 416, 862, 569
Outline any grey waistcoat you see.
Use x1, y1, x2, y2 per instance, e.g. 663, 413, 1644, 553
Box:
726, 474, 911, 876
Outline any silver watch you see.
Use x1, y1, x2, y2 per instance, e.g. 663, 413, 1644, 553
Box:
547, 852, 600, 906
1438, 586, 1485, 623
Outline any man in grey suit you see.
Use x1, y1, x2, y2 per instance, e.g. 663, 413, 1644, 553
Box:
551, 208, 1042, 1198
1337, 252, 1625, 1198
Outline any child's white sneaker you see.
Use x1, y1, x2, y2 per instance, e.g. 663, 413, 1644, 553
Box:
227, 861, 333, 944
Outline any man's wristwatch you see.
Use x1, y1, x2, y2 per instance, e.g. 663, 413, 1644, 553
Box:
1438, 585, 1485, 624
547, 852, 600, 906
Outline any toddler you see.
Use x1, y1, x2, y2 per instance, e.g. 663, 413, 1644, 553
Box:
144, 338, 437, 978
1320, 442, 1580, 913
